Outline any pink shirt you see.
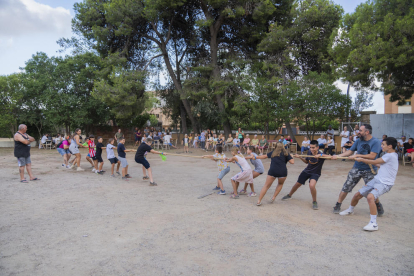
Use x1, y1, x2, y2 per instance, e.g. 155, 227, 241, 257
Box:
59, 140, 69, 149
243, 138, 250, 145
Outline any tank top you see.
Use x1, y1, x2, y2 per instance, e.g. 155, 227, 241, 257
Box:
14, 132, 31, 158
234, 155, 251, 172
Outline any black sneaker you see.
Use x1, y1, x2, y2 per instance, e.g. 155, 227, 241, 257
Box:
150, 182, 157, 186
376, 202, 384, 217
333, 203, 341, 214
282, 194, 291, 200
212, 186, 220, 191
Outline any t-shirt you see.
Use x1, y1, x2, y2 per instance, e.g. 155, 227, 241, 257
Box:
213, 153, 228, 171
117, 143, 126, 158
350, 137, 381, 171
267, 151, 293, 172
303, 150, 325, 175
317, 138, 326, 146
217, 138, 223, 145
106, 144, 115, 159
238, 131, 244, 139
260, 139, 267, 146
375, 152, 398, 186
233, 138, 240, 145
280, 139, 288, 145
302, 140, 310, 147
164, 135, 172, 144
250, 153, 264, 173
341, 131, 350, 146
251, 139, 259, 146
136, 143, 152, 159
327, 129, 335, 138
200, 132, 206, 141
403, 142, 413, 153
327, 139, 334, 147
243, 138, 250, 145
59, 140, 69, 149
88, 140, 96, 157
41, 135, 47, 144
183, 137, 189, 144
96, 142, 104, 158
115, 132, 123, 141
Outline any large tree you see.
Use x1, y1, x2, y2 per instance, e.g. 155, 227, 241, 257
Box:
330, 0, 414, 103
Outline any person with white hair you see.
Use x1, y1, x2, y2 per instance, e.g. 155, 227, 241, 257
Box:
14, 124, 39, 182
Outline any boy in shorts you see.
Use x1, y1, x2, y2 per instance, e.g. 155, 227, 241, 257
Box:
203, 145, 229, 195
117, 138, 132, 181
87, 135, 97, 171
339, 137, 399, 231
84, 137, 95, 168
106, 138, 121, 177
282, 140, 330, 210
94, 136, 105, 174
134, 138, 164, 186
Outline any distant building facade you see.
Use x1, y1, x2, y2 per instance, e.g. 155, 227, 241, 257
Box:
384, 94, 413, 114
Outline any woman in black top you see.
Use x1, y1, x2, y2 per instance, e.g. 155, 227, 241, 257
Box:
135, 138, 164, 186
253, 142, 295, 206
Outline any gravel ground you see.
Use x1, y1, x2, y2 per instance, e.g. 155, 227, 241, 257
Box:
1, 147, 413, 276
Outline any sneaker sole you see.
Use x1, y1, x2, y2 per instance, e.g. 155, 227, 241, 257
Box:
339, 212, 353, 216
363, 228, 378, 231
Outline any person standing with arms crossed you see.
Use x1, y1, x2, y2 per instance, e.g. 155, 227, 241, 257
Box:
14, 124, 39, 182
114, 129, 123, 145
332, 124, 383, 215
236, 128, 244, 146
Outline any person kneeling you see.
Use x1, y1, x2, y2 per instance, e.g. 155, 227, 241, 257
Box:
339, 137, 399, 231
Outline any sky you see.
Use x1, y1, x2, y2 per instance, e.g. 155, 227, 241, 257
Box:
0, 0, 384, 114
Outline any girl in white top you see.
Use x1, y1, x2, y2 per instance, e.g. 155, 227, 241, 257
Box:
340, 126, 350, 147
193, 134, 199, 148
225, 147, 254, 199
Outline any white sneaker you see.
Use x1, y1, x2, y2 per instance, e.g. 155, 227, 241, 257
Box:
76, 167, 85, 172
363, 222, 378, 231
66, 165, 71, 169
92, 168, 96, 172
339, 209, 354, 216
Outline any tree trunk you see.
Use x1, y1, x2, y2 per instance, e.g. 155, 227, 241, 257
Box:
180, 104, 187, 134
284, 119, 297, 143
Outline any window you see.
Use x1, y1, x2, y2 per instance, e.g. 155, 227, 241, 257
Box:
404, 101, 411, 106
156, 114, 159, 118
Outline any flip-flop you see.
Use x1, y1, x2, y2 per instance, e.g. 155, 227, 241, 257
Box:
30, 178, 40, 181
20, 179, 28, 183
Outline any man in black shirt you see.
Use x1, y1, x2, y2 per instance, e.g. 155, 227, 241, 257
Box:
135, 138, 164, 186
282, 140, 330, 210
14, 124, 38, 182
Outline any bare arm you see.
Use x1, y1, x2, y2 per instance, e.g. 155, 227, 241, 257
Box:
150, 149, 163, 154
348, 151, 378, 160
14, 133, 30, 145
288, 159, 295, 164
293, 154, 309, 164
355, 157, 385, 165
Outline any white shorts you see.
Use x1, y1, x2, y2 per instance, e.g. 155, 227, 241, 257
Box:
358, 178, 393, 200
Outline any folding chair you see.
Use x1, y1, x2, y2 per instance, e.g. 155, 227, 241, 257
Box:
290, 143, 297, 154
153, 140, 160, 150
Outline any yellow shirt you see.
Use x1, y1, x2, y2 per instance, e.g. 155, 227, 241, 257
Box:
251, 139, 259, 146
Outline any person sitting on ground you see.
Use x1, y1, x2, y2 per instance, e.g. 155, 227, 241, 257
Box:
324, 135, 335, 155
258, 135, 268, 155
317, 134, 327, 150
301, 136, 310, 154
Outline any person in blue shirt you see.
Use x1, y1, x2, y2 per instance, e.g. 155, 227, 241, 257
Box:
332, 124, 383, 215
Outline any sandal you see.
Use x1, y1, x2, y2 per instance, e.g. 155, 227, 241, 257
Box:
270, 198, 275, 203
20, 179, 28, 183
239, 189, 247, 195
30, 178, 40, 181
230, 194, 239, 199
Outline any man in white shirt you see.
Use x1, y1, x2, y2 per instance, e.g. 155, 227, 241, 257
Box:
317, 134, 327, 150
339, 137, 399, 232
163, 132, 178, 149
397, 136, 406, 152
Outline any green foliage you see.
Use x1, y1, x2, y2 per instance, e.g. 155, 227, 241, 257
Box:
0, 74, 23, 137
330, 0, 414, 103
149, 114, 159, 127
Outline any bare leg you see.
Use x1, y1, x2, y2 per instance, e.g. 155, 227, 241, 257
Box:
19, 166, 25, 181
243, 183, 248, 191
257, 175, 276, 204
86, 156, 93, 166
249, 183, 255, 193
93, 159, 98, 171
116, 162, 120, 173
142, 165, 147, 177
231, 180, 239, 195
288, 182, 302, 197
148, 167, 154, 182
350, 192, 363, 207
309, 179, 317, 202
76, 153, 81, 167
337, 191, 348, 204
26, 163, 35, 180
367, 193, 377, 215
99, 162, 104, 171
217, 178, 224, 190
271, 177, 287, 201
122, 167, 127, 177
111, 164, 115, 175
125, 165, 128, 175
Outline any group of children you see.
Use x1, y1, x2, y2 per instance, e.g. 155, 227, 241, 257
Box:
203, 133, 399, 232
55, 126, 400, 232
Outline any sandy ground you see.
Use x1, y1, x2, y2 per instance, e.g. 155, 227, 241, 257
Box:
0, 146, 413, 276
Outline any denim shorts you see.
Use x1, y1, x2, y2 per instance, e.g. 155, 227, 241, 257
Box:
57, 148, 70, 156
358, 178, 393, 200
17, 156, 31, 167
218, 166, 230, 180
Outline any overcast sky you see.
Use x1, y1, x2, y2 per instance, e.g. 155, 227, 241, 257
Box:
0, 0, 384, 114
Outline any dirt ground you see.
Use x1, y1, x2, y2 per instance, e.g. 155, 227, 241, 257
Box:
0, 146, 413, 276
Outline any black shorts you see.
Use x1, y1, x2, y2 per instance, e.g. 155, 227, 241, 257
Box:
135, 158, 150, 169
135, 137, 141, 142
94, 156, 103, 163
297, 171, 320, 185
267, 169, 287, 179
108, 157, 119, 164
